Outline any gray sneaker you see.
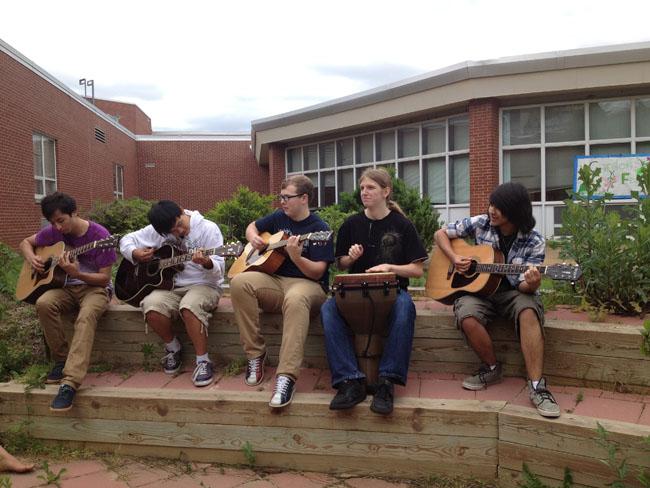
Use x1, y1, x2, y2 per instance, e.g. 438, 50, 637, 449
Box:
528, 377, 561, 418
462, 362, 503, 390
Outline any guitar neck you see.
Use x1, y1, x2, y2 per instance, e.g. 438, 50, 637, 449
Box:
67, 241, 100, 259
474, 263, 547, 275
266, 233, 311, 251
159, 247, 223, 269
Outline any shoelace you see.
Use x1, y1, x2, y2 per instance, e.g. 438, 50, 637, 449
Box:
161, 350, 178, 368
274, 376, 292, 396
193, 362, 210, 380
533, 387, 556, 403
247, 356, 263, 378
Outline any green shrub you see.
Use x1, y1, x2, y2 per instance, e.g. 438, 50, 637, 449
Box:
557, 160, 650, 315
205, 186, 274, 243
87, 198, 153, 236
0, 242, 22, 296
316, 206, 356, 238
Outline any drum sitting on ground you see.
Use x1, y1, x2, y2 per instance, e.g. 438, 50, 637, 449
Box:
332, 272, 399, 384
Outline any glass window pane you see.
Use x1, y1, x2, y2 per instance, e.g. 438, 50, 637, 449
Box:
636, 141, 650, 154
355, 134, 373, 164
117, 166, 124, 193
450, 154, 469, 204
398, 161, 419, 190
423, 157, 446, 205
635, 98, 650, 137
337, 168, 354, 195
305, 173, 318, 208
33, 152, 43, 177
545, 104, 584, 142
398, 127, 419, 158
35, 179, 44, 196
336, 138, 353, 166
375, 131, 395, 161
32, 134, 42, 156
449, 116, 469, 151
422, 122, 445, 155
546, 146, 583, 201
502, 108, 541, 145
503, 149, 541, 200
304, 145, 318, 171
287, 148, 302, 173
45, 180, 57, 195
590, 143, 630, 155
589, 101, 631, 140
319, 142, 335, 169
320, 171, 336, 207
43, 139, 56, 178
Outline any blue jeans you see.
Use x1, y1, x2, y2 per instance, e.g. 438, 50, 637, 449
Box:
320, 290, 416, 387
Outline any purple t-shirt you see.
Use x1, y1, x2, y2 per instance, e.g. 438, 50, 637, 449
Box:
35, 220, 117, 287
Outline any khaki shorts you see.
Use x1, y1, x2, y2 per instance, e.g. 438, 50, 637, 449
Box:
453, 289, 545, 339
141, 285, 222, 329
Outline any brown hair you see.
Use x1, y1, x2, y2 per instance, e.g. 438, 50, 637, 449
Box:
281, 175, 313, 199
359, 168, 405, 216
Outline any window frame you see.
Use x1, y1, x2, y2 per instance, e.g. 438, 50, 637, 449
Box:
33, 133, 57, 201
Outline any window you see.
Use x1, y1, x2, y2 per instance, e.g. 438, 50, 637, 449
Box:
33, 133, 56, 199
285, 114, 469, 209
114, 164, 124, 199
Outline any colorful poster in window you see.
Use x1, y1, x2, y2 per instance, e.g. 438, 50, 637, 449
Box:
573, 154, 649, 199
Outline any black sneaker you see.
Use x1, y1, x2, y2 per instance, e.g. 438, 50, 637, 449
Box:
329, 379, 367, 410
45, 361, 66, 384
192, 360, 214, 387
50, 384, 76, 412
161, 348, 182, 375
370, 378, 394, 415
269, 375, 295, 408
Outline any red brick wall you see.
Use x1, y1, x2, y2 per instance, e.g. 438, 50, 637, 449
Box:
469, 99, 501, 215
0, 51, 139, 247
268, 143, 287, 196
136, 140, 268, 212
93, 99, 152, 135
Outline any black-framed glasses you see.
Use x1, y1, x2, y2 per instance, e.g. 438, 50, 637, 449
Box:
278, 193, 305, 202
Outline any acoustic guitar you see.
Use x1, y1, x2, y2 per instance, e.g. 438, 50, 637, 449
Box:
115, 242, 243, 307
425, 239, 582, 305
15, 234, 122, 304
227, 230, 333, 278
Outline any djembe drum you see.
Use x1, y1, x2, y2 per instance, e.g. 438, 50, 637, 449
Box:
332, 272, 400, 384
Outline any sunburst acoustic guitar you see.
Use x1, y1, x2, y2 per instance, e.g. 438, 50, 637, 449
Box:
425, 239, 582, 305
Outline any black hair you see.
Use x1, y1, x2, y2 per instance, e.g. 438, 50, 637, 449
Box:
489, 182, 536, 234
148, 200, 183, 235
40, 192, 77, 220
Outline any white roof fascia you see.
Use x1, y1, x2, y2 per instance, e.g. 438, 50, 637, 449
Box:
137, 132, 251, 142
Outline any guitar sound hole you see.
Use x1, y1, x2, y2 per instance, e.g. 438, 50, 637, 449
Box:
146, 261, 161, 277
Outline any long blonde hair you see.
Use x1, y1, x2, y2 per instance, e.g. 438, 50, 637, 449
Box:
359, 168, 405, 216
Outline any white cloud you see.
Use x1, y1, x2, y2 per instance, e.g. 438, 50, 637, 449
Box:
2, 0, 650, 131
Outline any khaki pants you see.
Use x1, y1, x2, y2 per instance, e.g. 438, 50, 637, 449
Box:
230, 272, 326, 379
35, 285, 109, 389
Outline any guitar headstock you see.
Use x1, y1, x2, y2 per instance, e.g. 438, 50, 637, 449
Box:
221, 242, 244, 257
306, 231, 333, 242
546, 263, 582, 281
96, 234, 121, 250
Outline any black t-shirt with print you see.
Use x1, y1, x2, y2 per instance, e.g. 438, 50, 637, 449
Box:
335, 211, 427, 289
255, 209, 334, 289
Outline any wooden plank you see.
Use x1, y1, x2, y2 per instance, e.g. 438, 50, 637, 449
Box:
0, 413, 498, 466
499, 404, 650, 468
498, 466, 592, 488
0, 383, 503, 438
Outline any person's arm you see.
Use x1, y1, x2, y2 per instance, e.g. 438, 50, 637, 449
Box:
284, 236, 328, 280
366, 260, 424, 278
434, 228, 472, 273
336, 243, 362, 271
245, 222, 267, 251
120, 226, 161, 263
516, 236, 545, 294
18, 234, 45, 273
58, 256, 112, 287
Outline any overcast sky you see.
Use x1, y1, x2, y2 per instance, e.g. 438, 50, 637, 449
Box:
2, 0, 650, 132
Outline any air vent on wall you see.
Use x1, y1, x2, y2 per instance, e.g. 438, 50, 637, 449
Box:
94, 127, 106, 143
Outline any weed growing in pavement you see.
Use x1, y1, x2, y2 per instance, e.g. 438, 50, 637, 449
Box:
641, 320, 650, 357
37, 461, 67, 488
14, 363, 49, 392
223, 357, 246, 377
141, 343, 157, 372
242, 441, 255, 467
88, 362, 113, 374
0, 476, 11, 488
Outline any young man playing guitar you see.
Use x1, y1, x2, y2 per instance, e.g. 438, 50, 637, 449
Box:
434, 182, 561, 418
19, 192, 117, 412
119, 200, 225, 387
230, 175, 334, 408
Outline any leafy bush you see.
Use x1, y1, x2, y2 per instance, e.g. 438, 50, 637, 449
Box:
557, 160, 650, 315
316, 205, 356, 238
205, 186, 274, 243
0, 242, 22, 296
87, 198, 152, 236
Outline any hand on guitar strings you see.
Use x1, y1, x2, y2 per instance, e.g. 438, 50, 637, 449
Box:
29, 254, 46, 274
191, 248, 213, 269
453, 255, 472, 274
132, 247, 155, 263
285, 235, 303, 262
250, 234, 267, 251
523, 265, 541, 289
58, 252, 80, 278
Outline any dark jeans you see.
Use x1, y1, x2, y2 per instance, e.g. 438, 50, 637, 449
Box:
320, 290, 416, 387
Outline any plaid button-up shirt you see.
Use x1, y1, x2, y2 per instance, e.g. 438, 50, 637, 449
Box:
445, 214, 545, 289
